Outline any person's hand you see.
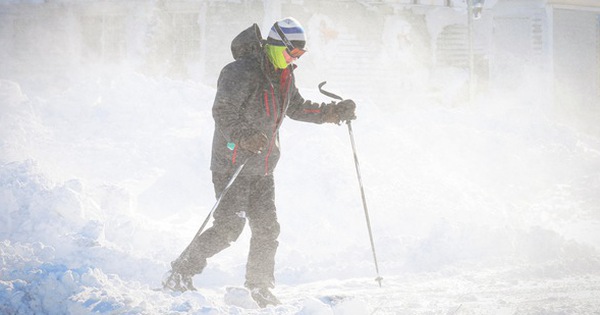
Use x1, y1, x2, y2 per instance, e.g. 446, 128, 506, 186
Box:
323, 99, 357, 124
239, 131, 268, 154
336, 99, 356, 122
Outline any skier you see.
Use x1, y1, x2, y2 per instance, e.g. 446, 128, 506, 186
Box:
163, 17, 356, 307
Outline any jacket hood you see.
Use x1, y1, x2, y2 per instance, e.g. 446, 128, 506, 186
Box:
231, 24, 263, 60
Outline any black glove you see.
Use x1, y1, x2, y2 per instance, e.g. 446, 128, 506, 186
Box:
336, 99, 357, 122
323, 99, 357, 124
239, 130, 268, 154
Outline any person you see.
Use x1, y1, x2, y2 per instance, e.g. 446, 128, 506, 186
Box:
163, 17, 356, 308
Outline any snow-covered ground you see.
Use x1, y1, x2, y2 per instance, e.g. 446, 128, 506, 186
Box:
2, 7, 600, 315
2, 67, 600, 314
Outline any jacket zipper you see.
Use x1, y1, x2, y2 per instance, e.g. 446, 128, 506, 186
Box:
263, 69, 293, 175
264, 85, 278, 175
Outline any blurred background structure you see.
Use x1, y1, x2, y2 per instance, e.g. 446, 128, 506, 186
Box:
1, 0, 599, 133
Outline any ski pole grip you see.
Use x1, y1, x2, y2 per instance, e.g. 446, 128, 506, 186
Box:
318, 81, 343, 101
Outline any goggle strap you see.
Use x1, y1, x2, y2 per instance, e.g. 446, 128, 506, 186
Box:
273, 23, 296, 52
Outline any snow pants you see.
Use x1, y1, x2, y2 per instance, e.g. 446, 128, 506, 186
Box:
172, 172, 280, 289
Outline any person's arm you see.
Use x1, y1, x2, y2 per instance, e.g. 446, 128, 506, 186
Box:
286, 81, 356, 124
213, 64, 257, 143
213, 63, 268, 154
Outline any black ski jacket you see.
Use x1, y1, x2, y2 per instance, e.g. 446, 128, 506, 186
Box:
211, 24, 331, 176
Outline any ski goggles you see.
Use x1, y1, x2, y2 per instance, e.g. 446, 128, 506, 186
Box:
274, 23, 306, 59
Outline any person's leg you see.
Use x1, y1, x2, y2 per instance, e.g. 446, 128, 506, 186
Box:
168, 173, 250, 288
244, 175, 281, 307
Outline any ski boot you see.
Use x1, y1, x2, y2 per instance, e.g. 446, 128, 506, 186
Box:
248, 287, 281, 308
162, 269, 196, 292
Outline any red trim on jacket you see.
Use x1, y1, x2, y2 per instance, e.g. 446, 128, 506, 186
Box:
304, 109, 321, 113
231, 145, 238, 165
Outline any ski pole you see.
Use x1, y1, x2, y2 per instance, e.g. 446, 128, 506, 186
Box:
179, 157, 248, 256
318, 81, 383, 287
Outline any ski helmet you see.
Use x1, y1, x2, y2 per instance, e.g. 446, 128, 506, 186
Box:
267, 17, 307, 52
